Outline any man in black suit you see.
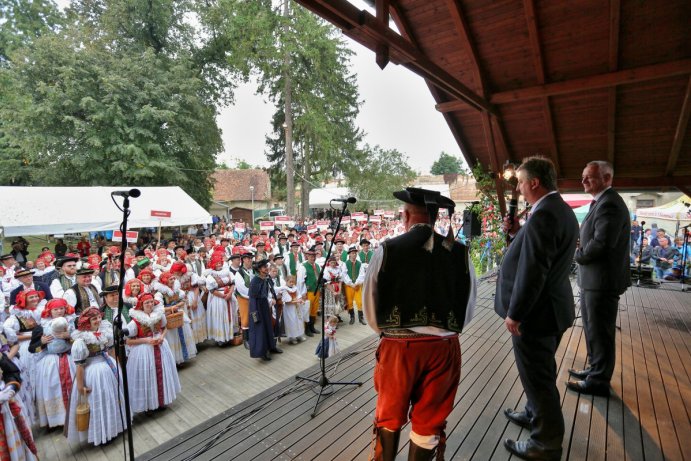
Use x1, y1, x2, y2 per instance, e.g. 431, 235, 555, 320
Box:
495, 156, 578, 461
568, 161, 631, 397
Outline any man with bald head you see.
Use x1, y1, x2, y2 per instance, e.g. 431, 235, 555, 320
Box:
569, 160, 630, 397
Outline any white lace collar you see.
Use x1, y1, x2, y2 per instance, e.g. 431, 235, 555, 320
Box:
129, 308, 164, 329
71, 326, 111, 347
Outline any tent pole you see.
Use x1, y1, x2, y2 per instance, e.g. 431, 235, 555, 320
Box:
157, 221, 162, 248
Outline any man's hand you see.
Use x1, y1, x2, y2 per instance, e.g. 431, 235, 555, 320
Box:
502, 216, 520, 236
505, 317, 521, 336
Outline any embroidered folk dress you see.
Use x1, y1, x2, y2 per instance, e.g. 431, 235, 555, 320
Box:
205, 270, 234, 343
280, 286, 305, 340
125, 309, 181, 413
66, 325, 127, 446
0, 359, 38, 461
3, 307, 43, 427
30, 317, 76, 428
154, 287, 197, 364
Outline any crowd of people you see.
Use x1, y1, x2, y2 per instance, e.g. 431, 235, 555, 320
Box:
0, 220, 405, 454
629, 222, 691, 280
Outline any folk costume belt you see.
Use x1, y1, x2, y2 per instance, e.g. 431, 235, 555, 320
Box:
380, 329, 439, 340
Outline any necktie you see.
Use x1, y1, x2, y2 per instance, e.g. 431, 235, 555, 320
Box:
590, 200, 597, 209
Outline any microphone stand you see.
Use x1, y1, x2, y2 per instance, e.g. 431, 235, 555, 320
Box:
635, 223, 646, 287
679, 225, 690, 292
295, 200, 362, 417
112, 193, 137, 461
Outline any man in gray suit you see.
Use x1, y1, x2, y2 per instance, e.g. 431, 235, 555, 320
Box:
496, 156, 579, 461
568, 161, 631, 397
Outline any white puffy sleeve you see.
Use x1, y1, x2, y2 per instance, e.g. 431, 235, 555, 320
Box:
125, 320, 138, 338
2, 317, 19, 336
71, 338, 89, 363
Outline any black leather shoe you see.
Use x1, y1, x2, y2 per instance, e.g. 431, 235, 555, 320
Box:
504, 408, 531, 429
503, 439, 561, 461
261, 353, 272, 361
304, 323, 314, 337
568, 367, 591, 379
270, 347, 283, 354
566, 379, 610, 397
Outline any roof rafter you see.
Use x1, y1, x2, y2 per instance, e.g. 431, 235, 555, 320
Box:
522, 0, 561, 175
294, 0, 494, 113
435, 59, 691, 111
559, 175, 691, 190
665, 75, 691, 176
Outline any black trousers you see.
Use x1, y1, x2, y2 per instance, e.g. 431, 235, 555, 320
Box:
513, 333, 564, 450
580, 289, 619, 384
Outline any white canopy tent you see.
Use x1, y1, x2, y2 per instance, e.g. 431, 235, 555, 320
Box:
0, 186, 212, 237
636, 195, 691, 227
309, 186, 351, 208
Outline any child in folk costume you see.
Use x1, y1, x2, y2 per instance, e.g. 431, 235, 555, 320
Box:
315, 315, 340, 358
0, 352, 38, 460
66, 307, 127, 446
155, 272, 197, 364
29, 299, 76, 428
323, 256, 345, 321
280, 275, 307, 344
137, 268, 156, 294
205, 254, 235, 345
3, 290, 45, 426
125, 293, 181, 413
180, 274, 207, 344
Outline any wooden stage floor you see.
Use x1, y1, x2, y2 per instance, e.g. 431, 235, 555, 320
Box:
138, 277, 691, 461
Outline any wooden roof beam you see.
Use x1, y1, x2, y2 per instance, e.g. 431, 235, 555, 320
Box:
435, 59, 691, 112
665, 75, 691, 176
523, 0, 561, 176
295, 0, 494, 113
606, 0, 620, 166
559, 175, 691, 190
444, 0, 485, 95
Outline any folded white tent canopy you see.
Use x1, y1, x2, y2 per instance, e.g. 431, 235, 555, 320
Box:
0, 186, 212, 237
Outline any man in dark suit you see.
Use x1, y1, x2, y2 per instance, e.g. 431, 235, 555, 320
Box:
9, 269, 53, 306
568, 161, 631, 397
495, 156, 578, 461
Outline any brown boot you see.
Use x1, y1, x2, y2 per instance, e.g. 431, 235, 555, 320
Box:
371, 427, 400, 461
407, 440, 436, 461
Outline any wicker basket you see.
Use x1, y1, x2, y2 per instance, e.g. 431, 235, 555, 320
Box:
76, 396, 90, 432
166, 311, 184, 329
230, 334, 244, 346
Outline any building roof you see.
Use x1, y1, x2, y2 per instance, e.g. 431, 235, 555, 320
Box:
211, 169, 271, 202
295, 0, 691, 210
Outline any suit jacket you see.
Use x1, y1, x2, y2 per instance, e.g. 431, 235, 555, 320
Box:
9, 281, 53, 306
575, 188, 631, 294
495, 193, 579, 336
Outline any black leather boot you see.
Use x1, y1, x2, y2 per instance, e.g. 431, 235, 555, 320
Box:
349, 309, 355, 325
407, 441, 436, 461
304, 322, 314, 337
308, 316, 319, 334
242, 329, 249, 350
358, 311, 367, 325
372, 427, 400, 461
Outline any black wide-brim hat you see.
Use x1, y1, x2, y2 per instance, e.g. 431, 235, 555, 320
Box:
14, 269, 34, 278
100, 285, 121, 296
76, 268, 95, 276
252, 259, 269, 271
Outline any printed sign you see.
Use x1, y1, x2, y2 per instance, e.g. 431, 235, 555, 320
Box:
383, 211, 395, 219
369, 215, 382, 223
259, 221, 275, 231
150, 210, 172, 218
373, 209, 385, 216
307, 224, 318, 234
352, 212, 368, 222
112, 230, 139, 242
316, 220, 330, 231
234, 222, 246, 232
274, 216, 295, 227
340, 216, 351, 225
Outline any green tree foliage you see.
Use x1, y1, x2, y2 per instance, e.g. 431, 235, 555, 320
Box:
0, 0, 63, 63
347, 145, 416, 209
0, 0, 256, 207
430, 151, 465, 175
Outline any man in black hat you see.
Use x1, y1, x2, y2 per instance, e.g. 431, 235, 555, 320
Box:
363, 187, 475, 460
299, 249, 322, 336
248, 259, 283, 361
63, 268, 101, 314
359, 239, 374, 264
286, 242, 303, 276
100, 284, 131, 324
50, 256, 80, 298
234, 253, 254, 349
343, 247, 366, 325
273, 234, 290, 257
9, 268, 53, 306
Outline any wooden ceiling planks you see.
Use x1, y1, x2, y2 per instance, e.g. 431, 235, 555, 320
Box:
295, 0, 691, 193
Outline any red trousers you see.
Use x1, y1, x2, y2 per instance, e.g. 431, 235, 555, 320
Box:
373, 335, 461, 436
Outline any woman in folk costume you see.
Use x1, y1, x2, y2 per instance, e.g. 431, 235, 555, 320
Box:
28, 298, 76, 428
155, 272, 196, 364
323, 256, 345, 321
137, 268, 156, 294
279, 275, 306, 344
65, 307, 127, 446
125, 293, 181, 413
152, 250, 172, 278
205, 254, 235, 346
180, 274, 207, 344
0, 352, 38, 460
3, 290, 45, 426
122, 277, 143, 309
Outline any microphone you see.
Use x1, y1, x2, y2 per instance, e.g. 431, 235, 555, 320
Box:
111, 189, 141, 198
331, 197, 357, 204
640, 221, 645, 226
508, 198, 518, 222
